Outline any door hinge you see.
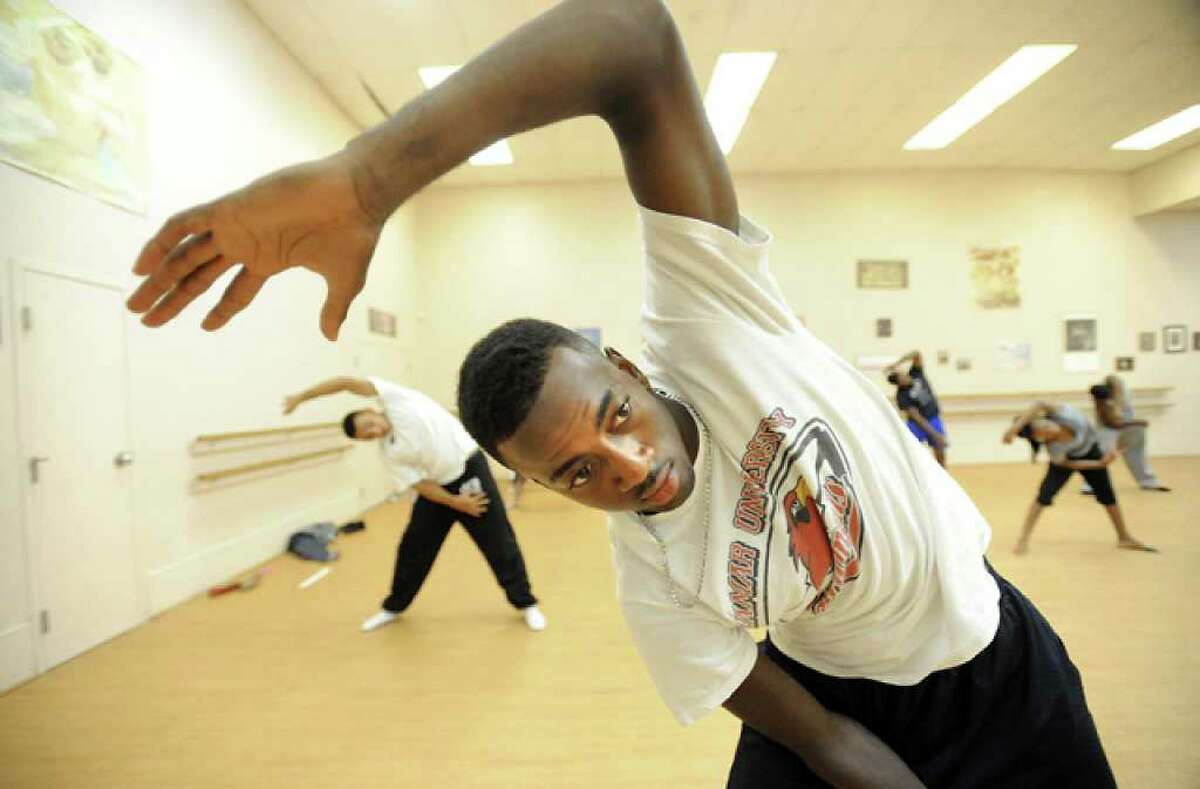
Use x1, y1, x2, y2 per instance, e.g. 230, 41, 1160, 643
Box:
21, 306, 32, 332
39, 610, 50, 634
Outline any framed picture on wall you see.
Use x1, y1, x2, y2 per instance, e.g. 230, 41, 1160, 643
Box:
1138, 331, 1156, 352
1063, 314, 1099, 372
876, 318, 892, 338
857, 259, 908, 289
1163, 325, 1187, 353
1194, 332, 1200, 351
1115, 356, 1135, 372
367, 308, 397, 337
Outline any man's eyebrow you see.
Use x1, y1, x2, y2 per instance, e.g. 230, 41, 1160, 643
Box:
549, 389, 613, 483
593, 388, 613, 430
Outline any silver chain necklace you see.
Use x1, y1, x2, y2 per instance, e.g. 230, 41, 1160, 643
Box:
638, 392, 712, 609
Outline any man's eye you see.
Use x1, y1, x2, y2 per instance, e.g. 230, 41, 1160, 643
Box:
570, 464, 593, 489
614, 399, 632, 426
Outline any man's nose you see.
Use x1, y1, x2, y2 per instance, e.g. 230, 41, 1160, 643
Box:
604, 434, 652, 493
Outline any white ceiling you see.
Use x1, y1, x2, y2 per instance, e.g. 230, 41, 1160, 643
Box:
245, 0, 1200, 186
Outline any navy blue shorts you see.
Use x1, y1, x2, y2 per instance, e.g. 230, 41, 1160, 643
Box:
726, 563, 1115, 788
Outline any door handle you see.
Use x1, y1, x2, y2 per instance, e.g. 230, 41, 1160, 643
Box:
114, 451, 135, 468
29, 456, 49, 484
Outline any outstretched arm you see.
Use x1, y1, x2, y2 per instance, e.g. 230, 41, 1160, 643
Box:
885, 350, 921, 374
724, 653, 925, 789
1003, 401, 1052, 444
283, 377, 376, 414
1057, 451, 1118, 471
128, 0, 736, 339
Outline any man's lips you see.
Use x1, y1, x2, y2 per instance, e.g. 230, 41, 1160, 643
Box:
639, 461, 677, 507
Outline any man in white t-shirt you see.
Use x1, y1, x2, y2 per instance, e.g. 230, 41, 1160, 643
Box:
127, 1, 1116, 786
283, 376, 545, 633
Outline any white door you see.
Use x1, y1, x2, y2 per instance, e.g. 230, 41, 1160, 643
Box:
18, 267, 142, 670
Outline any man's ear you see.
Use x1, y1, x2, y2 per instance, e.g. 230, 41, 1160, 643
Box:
604, 346, 651, 389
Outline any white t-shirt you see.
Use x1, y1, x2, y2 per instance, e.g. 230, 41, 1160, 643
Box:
608, 207, 1000, 725
368, 377, 478, 492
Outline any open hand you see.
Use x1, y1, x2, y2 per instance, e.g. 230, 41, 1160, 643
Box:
126, 152, 383, 340
456, 491, 490, 518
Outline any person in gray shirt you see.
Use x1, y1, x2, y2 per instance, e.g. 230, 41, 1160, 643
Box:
1083, 376, 1169, 493
1004, 402, 1156, 556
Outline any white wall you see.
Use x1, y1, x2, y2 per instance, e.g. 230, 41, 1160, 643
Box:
1131, 143, 1200, 215
0, 0, 418, 689
411, 171, 1199, 463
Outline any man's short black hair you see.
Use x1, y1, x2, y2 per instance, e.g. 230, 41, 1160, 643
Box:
457, 318, 597, 463
1089, 384, 1111, 401
342, 410, 365, 439
886, 372, 900, 386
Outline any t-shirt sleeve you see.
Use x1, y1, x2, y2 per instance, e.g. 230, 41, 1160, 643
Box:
368, 376, 407, 404
639, 206, 797, 335
612, 539, 758, 726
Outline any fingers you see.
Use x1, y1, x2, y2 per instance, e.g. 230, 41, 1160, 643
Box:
319, 271, 366, 341
133, 207, 210, 276
127, 231, 219, 314
140, 256, 234, 327
202, 269, 266, 331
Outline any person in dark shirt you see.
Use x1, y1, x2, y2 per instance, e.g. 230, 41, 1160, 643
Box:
886, 351, 947, 466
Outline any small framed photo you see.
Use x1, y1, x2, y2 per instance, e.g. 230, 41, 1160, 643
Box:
857, 259, 908, 289
1163, 325, 1187, 353
367, 308, 397, 337
875, 318, 892, 338
936, 350, 949, 365
1064, 317, 1097, 352
955, 357, 972, 371
1138, 331, 1156, 352
1115, 356, 1134, 372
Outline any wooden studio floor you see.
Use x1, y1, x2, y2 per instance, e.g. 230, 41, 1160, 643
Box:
1, 457, 1198, 788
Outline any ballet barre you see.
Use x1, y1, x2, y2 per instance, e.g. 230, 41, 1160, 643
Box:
193, 421, 342, 445
192, 446, 353, 488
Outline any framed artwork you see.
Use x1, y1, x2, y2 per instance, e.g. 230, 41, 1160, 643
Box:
367, 308, 396, 337
1115, 356, 1134, 372
1138, 332, 1155, 352
1064, 317, 1097, 352
1193, 332, 1200, 351
969, 246, 1020, 308
936, 350, 949, 365
1062, 314, 1099, 372
955, 357, 972, 371
1163, 325, 1187, 353
875, 318, 892, 338
0, 0, 147, 212
856, 259, 908, 289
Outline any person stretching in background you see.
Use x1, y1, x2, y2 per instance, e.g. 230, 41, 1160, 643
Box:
1083, 376, 1170, 495
283, 376, 546, 632
1003, 401, 1156, 556
885, 351, 947, 466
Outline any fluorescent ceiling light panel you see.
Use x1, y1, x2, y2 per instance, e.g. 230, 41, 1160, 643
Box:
418, 65, 514, 166
903, 45, 1077, 150
1112, 104, 1200, 150
704, 52, 777, 154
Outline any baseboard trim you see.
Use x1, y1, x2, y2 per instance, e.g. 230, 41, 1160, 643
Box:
144, 492, 360, 614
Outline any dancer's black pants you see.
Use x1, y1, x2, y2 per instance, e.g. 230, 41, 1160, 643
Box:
382, 451, 537, 612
